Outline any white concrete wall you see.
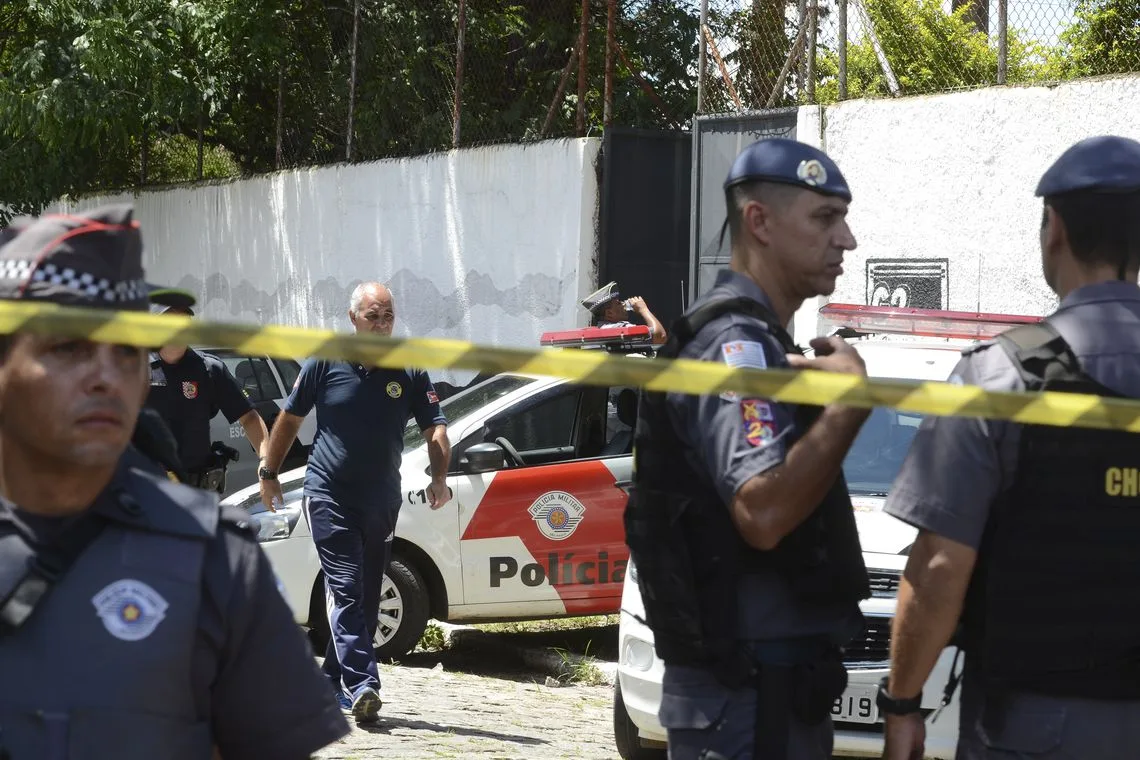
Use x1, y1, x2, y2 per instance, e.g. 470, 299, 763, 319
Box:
795, 74, 1140, 332
50, 138, 602, 387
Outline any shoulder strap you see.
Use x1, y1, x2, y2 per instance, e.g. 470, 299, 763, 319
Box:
0, 510, 108, 636
663, 296, 794, 358
993, 322, 1086, 391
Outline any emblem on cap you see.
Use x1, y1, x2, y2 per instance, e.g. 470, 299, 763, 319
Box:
797, 159, 828, 187
92, 579, 169, 642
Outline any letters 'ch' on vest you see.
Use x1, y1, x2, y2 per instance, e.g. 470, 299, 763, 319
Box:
623, 296, 870, 687
962, 322, 1140, 700
0, 458, 229, 760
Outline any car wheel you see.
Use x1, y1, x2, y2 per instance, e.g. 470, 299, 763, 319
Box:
373, 552, 430, 660
614, 679, 667, 760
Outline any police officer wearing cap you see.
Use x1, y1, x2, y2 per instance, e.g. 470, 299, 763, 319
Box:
147, 300, 283, 504
625, 138, 871, 760
581, 280, 668, 345
0, 204, 350, 759
880, 135, 1140, 760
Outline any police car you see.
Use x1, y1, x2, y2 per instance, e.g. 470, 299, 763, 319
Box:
222, 325, 654, 660
613, 303, 1043, 760
200, 348, 317, 496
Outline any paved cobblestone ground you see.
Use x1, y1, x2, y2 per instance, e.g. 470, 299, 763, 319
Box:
314, 649, 621, 760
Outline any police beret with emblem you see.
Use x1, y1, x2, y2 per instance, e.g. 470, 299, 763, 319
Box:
0, 203, 196, 312
581, 281, 621, 313
1036, 135, 1140, 197
724, 137, 852, 202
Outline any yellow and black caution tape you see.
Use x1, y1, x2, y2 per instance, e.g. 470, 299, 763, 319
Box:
4, 300, 1140, 433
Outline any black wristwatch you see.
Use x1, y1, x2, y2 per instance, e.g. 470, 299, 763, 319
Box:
258, 465, 278, 481
876, 677, 923, 716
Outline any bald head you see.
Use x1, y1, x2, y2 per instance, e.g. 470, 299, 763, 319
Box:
348, 281, 395, 336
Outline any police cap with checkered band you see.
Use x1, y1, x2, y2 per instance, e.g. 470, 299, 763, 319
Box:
724, 137, 852, 202
0, 204, 196, 312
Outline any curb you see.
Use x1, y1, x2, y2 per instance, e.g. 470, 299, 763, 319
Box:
434, 621, 618, 687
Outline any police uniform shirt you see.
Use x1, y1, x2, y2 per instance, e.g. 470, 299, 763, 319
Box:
146, 348, 253, 473
0, 450, 350, 758
284, 360, 447, 510
667, 268, 862, 641
885, 280, 1140, 548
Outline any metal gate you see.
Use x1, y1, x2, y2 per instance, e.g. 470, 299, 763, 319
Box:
689, 109, 799, 304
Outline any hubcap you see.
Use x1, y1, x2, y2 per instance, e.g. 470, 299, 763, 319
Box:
373, 573, 402, 648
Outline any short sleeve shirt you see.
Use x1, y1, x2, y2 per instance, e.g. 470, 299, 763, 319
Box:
284, 360, 447, 509
665, 269, 861, 641
885, 281, 1140, 549
145, 349, 253, 472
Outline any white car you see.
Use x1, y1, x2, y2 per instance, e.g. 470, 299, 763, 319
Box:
222, 326, 654, 659
612, 303, 1044, 760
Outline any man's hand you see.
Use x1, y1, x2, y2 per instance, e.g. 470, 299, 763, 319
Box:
786, 336, 868, 376
625, 296, 648, 315
882, 713, 925, 760
259, 476, 284, 512
426, 479, 451, 510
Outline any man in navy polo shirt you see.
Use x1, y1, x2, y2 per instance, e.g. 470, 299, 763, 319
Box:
262, 281, 450, 725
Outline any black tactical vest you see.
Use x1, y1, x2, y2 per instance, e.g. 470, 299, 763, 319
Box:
961, 321, 1140, 699
623, 296, 870, 687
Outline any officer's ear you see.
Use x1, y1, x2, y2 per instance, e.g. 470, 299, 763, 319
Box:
1041, 203, 1069, 258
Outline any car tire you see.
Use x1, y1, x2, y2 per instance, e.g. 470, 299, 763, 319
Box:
614, 679, 667, 760
373, 552, 430, 661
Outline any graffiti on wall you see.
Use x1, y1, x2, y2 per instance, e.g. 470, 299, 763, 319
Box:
866, 258, 950, 310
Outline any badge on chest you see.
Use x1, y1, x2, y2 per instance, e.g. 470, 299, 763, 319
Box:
181, 381, 199, 400
91, 579, 169, 642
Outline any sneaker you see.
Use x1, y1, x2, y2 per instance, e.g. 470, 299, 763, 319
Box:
350, 687, 382, 725
336, 691, 352, 713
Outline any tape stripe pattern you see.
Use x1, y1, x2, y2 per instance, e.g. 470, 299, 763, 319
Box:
4, 301, 1140, 432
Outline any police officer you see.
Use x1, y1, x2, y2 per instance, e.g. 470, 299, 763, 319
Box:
0, 204, 350, 759
879, 136, 1140, 759
581, 280, 668, 345
624, 137, 871, 760
147, 302, 283, 504
262, 281, 451, 725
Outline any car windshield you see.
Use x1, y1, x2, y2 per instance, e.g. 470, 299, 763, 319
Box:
842, 406, 926, 496
402, 375, 536, 452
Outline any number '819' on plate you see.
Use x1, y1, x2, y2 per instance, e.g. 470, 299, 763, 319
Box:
832, 684, 879, 723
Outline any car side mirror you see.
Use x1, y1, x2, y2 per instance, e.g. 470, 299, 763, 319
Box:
462, 442, 506, 474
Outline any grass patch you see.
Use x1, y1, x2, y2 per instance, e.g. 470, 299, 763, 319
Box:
416, 621, 447, 652
551, 642, 609, 686
473, 614, 618, 635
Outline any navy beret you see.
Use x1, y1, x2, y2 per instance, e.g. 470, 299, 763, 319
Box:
724, 138, 851, 202
1036, 135, 1140, 197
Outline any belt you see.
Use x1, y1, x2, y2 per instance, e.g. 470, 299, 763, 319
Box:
744, 636, 837, 665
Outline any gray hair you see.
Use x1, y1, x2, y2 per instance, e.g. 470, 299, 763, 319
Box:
348, 281, 390, 316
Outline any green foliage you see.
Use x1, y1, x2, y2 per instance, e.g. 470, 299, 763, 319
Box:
1042, 0, 1140, 78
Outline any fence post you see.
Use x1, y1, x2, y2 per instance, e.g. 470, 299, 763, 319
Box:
996, 0, 1008, 84
806, 0, 818, 104
839, 0, 848, 100
275, 65, 284, 170
577, 0, 590, 136
346, 0, 360, 161
604, 0, 615, 126
453, 0, 467, 147
697, 0, 708, 113
796, 0, 808, 101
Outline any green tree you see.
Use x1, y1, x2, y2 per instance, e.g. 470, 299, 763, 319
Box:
1043, 0, 1140, 78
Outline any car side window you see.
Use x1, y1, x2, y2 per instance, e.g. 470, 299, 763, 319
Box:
491, 390, 579, 453
273, 359, 301, 395
223, 356, 280, 403
600, 386, 638, 457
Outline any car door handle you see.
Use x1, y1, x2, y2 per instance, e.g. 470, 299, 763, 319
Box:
614, 480, 633, 493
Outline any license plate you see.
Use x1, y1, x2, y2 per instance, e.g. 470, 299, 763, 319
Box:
832, 684, 879, 724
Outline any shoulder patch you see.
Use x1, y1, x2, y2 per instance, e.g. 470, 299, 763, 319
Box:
721, 340, 768, 370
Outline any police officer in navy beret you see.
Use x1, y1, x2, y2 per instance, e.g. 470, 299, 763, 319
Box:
581, 281, 668, 345
0, 204, 350, 759
625, 137, 871, 759
880, 135, 1140, 760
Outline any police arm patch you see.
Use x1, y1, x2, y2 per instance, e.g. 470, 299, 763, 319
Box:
720, 340, 768, 369
740, 399, 778, 447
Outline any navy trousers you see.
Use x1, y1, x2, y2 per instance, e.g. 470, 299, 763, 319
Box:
303, 496, 396, 701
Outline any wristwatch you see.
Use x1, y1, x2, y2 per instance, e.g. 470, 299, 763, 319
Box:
258, 465, 278, 481
875, 677, 923, 716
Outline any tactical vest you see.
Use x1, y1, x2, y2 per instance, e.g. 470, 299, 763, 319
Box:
961, 322, 1140, 699
623, 296, 870, 687
0, 458, 231, 760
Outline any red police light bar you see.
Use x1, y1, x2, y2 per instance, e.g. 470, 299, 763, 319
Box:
540, 324, 653, 349
818, 303, 1043, 340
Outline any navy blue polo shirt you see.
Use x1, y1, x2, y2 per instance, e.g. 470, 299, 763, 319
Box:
284, 360, 446, 509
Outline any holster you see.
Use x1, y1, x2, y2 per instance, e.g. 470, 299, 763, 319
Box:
790, 650, 848, 723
